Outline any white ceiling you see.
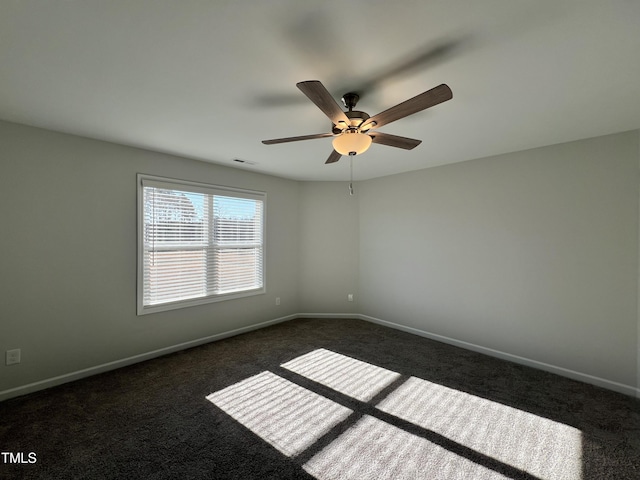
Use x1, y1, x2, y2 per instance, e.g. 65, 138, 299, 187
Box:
1, 1, 639, 181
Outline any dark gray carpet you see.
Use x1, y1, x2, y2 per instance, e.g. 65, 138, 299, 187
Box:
1, 318, 639, 479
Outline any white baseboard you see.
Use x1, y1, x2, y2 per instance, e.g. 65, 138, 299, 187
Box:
358, 314, 640, 399
297, 312, 359, 318
2, 312, 638, 401
0, 314, 297, 402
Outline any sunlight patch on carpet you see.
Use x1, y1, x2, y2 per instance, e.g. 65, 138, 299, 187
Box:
206, 371, 352, 457
376, 377, 582, 480
281, 349, 401, 402
303, 415, 511, 480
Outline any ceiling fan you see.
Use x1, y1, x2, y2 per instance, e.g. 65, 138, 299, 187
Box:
262, 80, 452, 164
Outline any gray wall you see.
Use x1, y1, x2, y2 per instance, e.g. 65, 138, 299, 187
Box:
1, 120, 639, 398
358, 131, 639, 389
0, 120, 300, 394
298, 182, 359, 313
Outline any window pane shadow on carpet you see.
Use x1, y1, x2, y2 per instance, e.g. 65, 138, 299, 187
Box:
208, 347, 583, 479
1, 318, 639, 479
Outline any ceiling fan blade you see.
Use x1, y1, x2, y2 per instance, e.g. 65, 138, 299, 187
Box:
297, 80, 350, 126
325, 150, 342, 164
262, 132, 334, 145
369, 132, 422, 150
361, 84, 452, 130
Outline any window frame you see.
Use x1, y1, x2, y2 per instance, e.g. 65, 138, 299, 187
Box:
137, 174, 266, 315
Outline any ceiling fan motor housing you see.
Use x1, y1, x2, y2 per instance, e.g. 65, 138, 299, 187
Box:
332, 110, 371, 134
346, 110, 370, 126
332, 110, 369, 135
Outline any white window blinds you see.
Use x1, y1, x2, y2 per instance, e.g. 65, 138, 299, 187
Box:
138, 175, 265, 314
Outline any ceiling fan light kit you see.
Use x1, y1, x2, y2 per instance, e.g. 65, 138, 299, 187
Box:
262, 80, 452, 165
332, 130, 372, 156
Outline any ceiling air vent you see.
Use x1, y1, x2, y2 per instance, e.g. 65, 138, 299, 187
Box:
233, 158, 257, 166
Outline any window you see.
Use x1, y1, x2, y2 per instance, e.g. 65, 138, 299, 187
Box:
137, 174, 265, 314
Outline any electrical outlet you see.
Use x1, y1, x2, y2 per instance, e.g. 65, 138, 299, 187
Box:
348, 294, 354, 302
6, 349, 21, 366
275, 297, 281, 306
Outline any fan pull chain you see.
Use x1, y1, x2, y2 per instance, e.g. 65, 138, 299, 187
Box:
349, 153, 355, 196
